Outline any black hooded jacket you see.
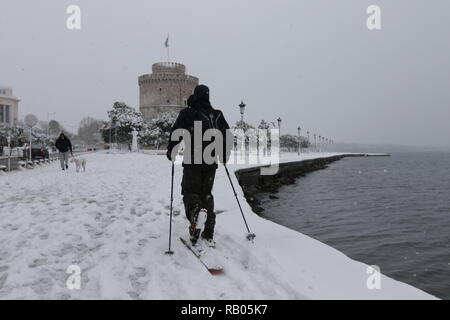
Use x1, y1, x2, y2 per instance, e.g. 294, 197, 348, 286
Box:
55, 136, 73, 153
167, 99, 231, 168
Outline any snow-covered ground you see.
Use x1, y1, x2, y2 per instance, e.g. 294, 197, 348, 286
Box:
0, 152, 436, 299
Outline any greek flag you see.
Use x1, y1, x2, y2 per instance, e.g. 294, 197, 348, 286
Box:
165, 35, 169, 48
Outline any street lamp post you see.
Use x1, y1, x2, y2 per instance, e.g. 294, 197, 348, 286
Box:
7, 135, 11, 172
239, 101, 246, 124
277, 118, 282, 151
297, 126, 301, 155
238, 101, 246, 153
314, 134, 317, 153
109, 123, 113, 150
25, 114, 38, 168
307, 131, 310, 153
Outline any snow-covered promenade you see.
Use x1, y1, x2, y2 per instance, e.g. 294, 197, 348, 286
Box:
0, 152, 436, 299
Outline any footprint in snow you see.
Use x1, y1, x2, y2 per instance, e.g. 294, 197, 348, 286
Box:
38, 233, 49, 240
119, 252, 128, 260
138, 239, 148, 247
128, 267, 148, 299
29, 258, 48, 268
30, 277, 53, 295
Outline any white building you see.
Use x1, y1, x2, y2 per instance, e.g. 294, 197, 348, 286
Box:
0, 87, 20, 125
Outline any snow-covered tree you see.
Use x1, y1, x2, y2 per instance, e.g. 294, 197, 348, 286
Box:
258, 120, 271, 130
0, 123, 28, 149
280, 134, 310, 151
233, 120, 254, 132
102, 102, 144, 144
1, 122, 50, 151
139, 112, 178, 147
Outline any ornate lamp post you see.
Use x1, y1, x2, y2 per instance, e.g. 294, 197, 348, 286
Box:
307, 131, 310, 153
25, 114, 38, 167
239, 101, 246, 124
277, 118, 282, 152
7, 135, 11, 172
314, 133, 317, 153
297, 126, 301, 155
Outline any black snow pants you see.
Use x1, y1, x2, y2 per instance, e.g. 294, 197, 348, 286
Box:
181, 165, 216, 239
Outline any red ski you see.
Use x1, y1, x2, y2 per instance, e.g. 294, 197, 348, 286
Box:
180, 237, 224, 276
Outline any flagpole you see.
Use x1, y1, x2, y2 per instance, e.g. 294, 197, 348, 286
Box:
166, 34, 170, 62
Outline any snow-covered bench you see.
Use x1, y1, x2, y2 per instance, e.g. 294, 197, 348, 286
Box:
0, 165, 6, 172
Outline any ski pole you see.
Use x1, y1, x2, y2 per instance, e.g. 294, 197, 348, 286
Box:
223, 164, 256, 241
165, 162, 175, 255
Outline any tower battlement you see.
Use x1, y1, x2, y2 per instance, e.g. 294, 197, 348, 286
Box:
152, 62, 186, 74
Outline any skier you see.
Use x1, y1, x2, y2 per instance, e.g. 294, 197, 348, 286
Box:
55, 133, 73, 171
167, 84, 231, 247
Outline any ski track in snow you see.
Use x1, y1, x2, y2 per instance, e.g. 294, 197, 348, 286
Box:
0, 152, 436, 299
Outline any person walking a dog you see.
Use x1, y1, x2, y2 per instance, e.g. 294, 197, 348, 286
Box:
167, 84, 231, 247
55, 133, 73, 171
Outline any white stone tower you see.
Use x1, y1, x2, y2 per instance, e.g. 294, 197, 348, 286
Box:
138, 62, 199, 121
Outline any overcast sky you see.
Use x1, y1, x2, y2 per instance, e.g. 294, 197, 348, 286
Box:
1, 0, 449, 148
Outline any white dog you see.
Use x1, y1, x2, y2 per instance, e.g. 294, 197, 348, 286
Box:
70, 157, 87, 172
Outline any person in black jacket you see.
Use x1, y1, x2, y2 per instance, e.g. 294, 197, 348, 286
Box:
167, 84, 231, 246
55, 133, 73, 170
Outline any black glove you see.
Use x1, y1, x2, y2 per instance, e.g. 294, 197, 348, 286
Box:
166, 150, 172, 162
